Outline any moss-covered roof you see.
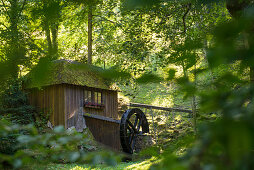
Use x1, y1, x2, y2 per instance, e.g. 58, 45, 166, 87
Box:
25, 59, 111, 90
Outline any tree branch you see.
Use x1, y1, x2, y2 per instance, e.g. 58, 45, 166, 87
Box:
23, 32, 45, 54
0, 22, 8, 29
20, 0, 26, 14
93, 15, 116, 24
182, 3, 191, 34
0, 0, 11, 18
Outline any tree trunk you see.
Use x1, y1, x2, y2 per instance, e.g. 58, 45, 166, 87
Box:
51, 24, 58, 58
250, 67, 254, 84
87, 4, 93, 65
9, 0, 21, 78
42, 0, 60, 59
45, 22, 53, 56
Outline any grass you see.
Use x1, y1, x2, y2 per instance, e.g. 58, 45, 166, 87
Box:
32, 157, 159, 170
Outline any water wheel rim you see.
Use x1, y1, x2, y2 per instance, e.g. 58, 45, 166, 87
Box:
120, 108, 149, 154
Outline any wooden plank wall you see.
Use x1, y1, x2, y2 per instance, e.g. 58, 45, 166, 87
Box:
85, 117, 121, 151
27, 85, 65, 127
28, 84, 119, 128
104, 90, 118, 119
64, 84, 120, 150
83, 88, 118, 119
64, 84, 84, 128
63, 84, 119, 120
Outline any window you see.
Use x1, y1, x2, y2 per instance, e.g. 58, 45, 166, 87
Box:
94, 92, 102, 105
84, 90, 92, 103
84, 90, 104, 107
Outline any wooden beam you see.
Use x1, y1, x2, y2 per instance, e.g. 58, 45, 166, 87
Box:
128, 103, 192, 113
83, 113, 121, 124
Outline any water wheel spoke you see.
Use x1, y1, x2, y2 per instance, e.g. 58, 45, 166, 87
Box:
129, 132, 135, 145
137, 118, 142, 132
127, 126, 132, 139
127, 120, 138, 133
131, 136, 136, 150
133, 115, 139, 128
127, 125, 132, 132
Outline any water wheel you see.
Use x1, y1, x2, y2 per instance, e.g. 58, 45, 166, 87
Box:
120, 108, 149, 154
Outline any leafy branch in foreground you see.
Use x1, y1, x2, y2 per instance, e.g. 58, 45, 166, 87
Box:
0, 120, 120, 169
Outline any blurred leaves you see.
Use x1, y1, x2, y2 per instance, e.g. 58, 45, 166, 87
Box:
176, 77, 196, 98
136, 73, 163, 84
207, 17, 254, 68
122, 0, 161, 10
166, 69, 176, 81
0, 120, 120, 169
1, 0, 254, 169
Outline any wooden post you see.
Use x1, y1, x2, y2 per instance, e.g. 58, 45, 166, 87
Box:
192, 96, 197, 134
150, 107, 157, 144
165, 111, 169, 130
192, 62, 197, 134
172, 110, 176, 128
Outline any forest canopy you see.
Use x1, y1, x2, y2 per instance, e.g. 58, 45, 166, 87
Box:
1, 0, 254, 169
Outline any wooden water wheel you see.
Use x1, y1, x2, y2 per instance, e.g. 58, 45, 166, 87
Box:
120, 108, 149, 154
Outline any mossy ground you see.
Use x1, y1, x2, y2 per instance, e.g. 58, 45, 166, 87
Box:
31, 157, 158, 170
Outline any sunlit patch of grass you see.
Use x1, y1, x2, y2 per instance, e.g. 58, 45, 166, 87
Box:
36, 157, 160, 170
124, 157, 159, 170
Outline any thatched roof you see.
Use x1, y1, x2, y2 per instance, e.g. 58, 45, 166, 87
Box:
25, 59, 111, 90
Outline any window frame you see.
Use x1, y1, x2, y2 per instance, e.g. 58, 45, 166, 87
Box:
84, 89, 104, 108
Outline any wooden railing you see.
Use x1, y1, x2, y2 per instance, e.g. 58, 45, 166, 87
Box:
128, 103, 192, 113
128, 103, 193, 144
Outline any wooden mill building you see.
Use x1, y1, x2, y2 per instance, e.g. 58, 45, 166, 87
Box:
25, 60, 121, 151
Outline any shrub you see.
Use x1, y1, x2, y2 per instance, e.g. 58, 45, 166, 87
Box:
0, 80, 36, 125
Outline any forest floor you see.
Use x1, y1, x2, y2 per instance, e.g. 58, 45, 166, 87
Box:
33, 157, 158, 170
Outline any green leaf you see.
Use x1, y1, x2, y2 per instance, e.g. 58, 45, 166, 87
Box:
53, 126, 65, 133
12, 159, 22, 169
69, 152, 80, 162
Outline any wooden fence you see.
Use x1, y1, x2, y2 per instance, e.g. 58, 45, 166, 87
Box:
128, 103, 193, 144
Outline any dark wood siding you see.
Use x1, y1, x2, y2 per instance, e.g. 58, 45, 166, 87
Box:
85, 117, 121, 151
64, 84, 118, 127
63, 84, 120, 150
64, 84, 84, 128
27, 84, 65, 127
106, 89, 117, 119
83, 88, 118, 119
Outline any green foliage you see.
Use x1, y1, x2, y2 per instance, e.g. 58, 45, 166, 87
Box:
1, 0, 254, 169
0, 120, 120, 169
166, 69, 176, 81
0, 80, 35, 155
0, 129, 19, 155
136, 73, 163, 84
118, 1, 254, 170
0, 80, 36, 125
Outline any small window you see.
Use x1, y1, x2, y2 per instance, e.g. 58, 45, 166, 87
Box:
94, 92, 102, 105
98, 92, 102, 104
84, 90, 103, 107
84, 90, 92, 103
